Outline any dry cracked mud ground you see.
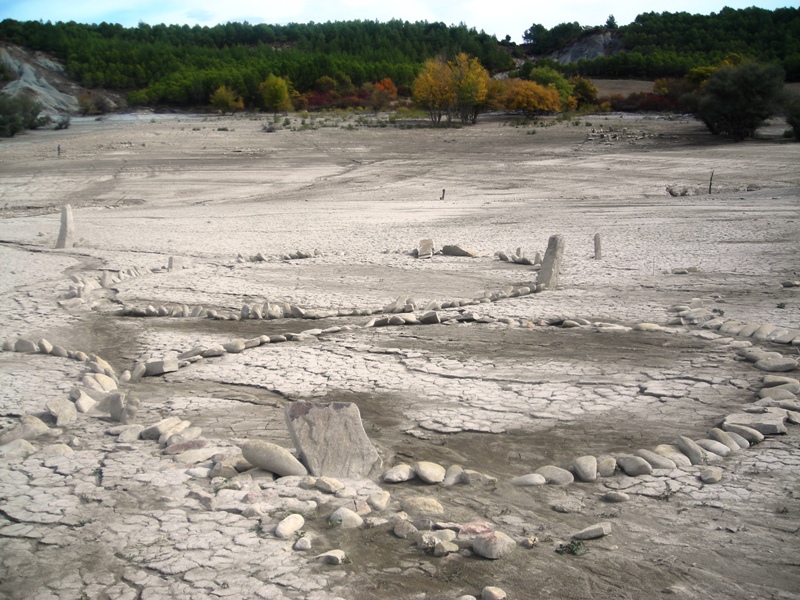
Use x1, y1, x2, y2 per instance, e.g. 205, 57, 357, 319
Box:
0, 112, 799, 600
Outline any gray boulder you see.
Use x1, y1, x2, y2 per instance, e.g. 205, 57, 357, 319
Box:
285, 401, 381, 479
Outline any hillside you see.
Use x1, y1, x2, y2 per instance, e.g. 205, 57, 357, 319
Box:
525, 6, 800, 80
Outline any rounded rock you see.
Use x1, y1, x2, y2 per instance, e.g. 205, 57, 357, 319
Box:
572, 455, 598, 482
616, 455, 653, 477
510, 473, 547, 486
414, 461, 446, 484
535, 465, 574, 485
481, 587, 508, 600
275, 514, 305, 539
472, 531, 516, 560
241, 440, 308, 477
401, 496, 444, 516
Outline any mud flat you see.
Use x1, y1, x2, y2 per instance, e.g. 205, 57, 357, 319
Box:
0, 112, 799, 600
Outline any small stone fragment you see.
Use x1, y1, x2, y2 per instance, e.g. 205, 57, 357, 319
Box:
572, 522, 612, 540
602, 491, 630, 503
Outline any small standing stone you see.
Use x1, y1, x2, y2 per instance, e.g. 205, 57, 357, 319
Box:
55, 204, 74, 249
538, 234, 566, 290
594, 233, 602, 260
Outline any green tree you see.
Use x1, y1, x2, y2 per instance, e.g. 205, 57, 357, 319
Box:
0, 95, 44, 137
694, 61, 786, 140
569, 76, 598, 106
259, 74, 292, 113
210, 85, 244, 113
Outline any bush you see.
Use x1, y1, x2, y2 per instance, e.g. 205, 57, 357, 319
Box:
0, 94, 43, 137
603, 92, 678, 113
54, 115, 70, 130
693, 62, 786, 141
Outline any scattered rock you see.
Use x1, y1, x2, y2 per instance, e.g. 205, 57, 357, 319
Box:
442, 244, 478, 258
472, 531, 516, 559
329, 506, 363, 528
597, 456, 617, 477
414, 461, 446, 484
144, 359, 179, 376
572, 455, 597, 482
572, 522, 612, 540
615, 455, 653, 476
634, 449, 676, 470
241, 440, 308, 477
535, 465, 574, 485
675, 436, 707, 465
481, 586, 508, 600
602, 491, 630, 503
510, 473, 547, 486
275, 514, 305, 539
700, 467, 723, 484
721, 423, 764, 444
724, 410, 787, 435
45, 397, 77, 426
401, 496, 444, 516
315, 550, 347, 565
755, 357, 798, 372
383, 463, 416, 483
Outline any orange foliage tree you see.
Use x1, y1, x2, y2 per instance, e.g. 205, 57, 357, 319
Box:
501, 79, 561, 115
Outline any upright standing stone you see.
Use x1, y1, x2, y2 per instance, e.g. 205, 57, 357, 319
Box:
538, 235, 565, 290
56, 204, 74, 249
285, 401, 382, 479
594, 233, 602, 260
418, 239, 434, 259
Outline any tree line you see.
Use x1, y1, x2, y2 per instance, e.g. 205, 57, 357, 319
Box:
0, 18, 514, 108
523, 7, 800, 81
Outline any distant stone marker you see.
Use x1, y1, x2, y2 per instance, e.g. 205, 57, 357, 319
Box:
594, 233, 602, 260
285, 401, 382, 479
55, 204, 74, 249
538, 235, 565, 290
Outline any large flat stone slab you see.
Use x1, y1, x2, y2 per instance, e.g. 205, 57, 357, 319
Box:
285, 401, 382, 479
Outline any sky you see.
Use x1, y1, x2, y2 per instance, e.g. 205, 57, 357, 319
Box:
0, 1, 795, 42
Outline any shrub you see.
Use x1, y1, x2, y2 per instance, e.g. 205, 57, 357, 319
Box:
0, 94, 43, 137
693, 62, 786, 141
54, 115, 71, 130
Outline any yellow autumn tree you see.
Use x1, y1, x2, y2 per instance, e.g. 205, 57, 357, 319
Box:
210, 85, 244, 114
412, 58, 454, 124
448, 53, 490, 124
502, 79, 561, 116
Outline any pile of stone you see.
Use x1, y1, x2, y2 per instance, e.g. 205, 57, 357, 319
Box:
669, 300, 800, 349
411, 240, 479, 259
497, 248, 541, 267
